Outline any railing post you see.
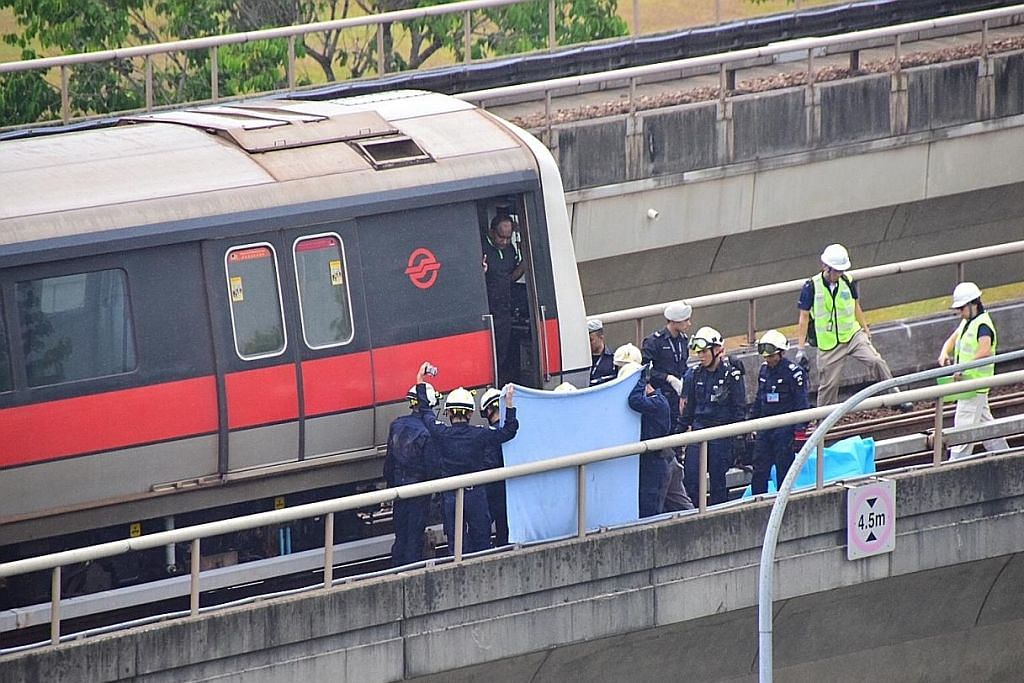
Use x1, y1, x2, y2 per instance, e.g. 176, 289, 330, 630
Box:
632, 0, 640, 36
454, 487, 465, 562
634, 319, 643, 346
548, 0, 556, 51
714, 0, 721, 25
698, 441, 708, 514
815, 440, 824, 490
50, 565, 61, 646
288, 35, 296, 90
190, 538, 201, 616
145, 55, 154, 112
60, 65, 70, 124
323, 511, 334, 588
933, 400, 945, 465
377, 24, 386, 75
747, 299, 757, 345
956, 261, 965, 284
210, 46, 219, 103
577, 464, 587, 538
463, 10, 472, 64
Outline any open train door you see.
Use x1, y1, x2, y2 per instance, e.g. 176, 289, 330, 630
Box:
356, 201, 496, 444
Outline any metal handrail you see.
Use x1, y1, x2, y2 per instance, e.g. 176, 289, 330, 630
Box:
756, 347, 1024, 682
590, 238, 1024, 345
4, 359, 1023, 646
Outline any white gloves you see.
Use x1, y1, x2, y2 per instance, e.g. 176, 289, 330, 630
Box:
667, 375, 683, 395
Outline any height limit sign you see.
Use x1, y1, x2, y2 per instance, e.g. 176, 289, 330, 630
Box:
847, 478, 896, 560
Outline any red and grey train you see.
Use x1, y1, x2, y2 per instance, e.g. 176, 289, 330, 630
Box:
0, 90, 589, 604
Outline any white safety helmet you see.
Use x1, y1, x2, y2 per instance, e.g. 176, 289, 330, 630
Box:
478, 387, 502, 417
444, 387, 475, 414
587, 318, 604, 333
950, 281, 982, 309
617, 361, 642, 379
690, 326, 723, 352
820, 243, 851, 271
664, 300, 693, 322
757, 330, 789, 356
613, 342, 643, 367
553, 382, 577, 392
407, 383, 439, 407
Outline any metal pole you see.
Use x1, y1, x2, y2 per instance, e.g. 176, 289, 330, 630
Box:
548, 0, 556, 50
190, 538, 201, 616
454, 487, 465, 562
288, 35, 296, 89
981, 19, 989, 60
464, 10, 472, 64
714, 0, 721, 25
747, 299, 757, 345
698, 441, 708, 514
933, 400, 944, 465
50, 566, 61, 645
815, 440, 824, 490
323, 512, 334, 588
577, 464, 587, 538
60, 65, 70, 124
145, 55, 153, 112
210, 46, 219, 102
377, 24, 386, 75
632, 0, 640, 36
634, 319, 643, 346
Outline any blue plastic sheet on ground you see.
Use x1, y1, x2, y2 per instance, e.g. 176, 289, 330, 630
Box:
501, 368, 641, 544
741, 435, 876, 498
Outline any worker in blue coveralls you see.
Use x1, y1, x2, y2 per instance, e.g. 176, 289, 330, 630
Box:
414, 362, 518, 555
479, 387, 510, 547
384, 383, 441, 566
615, 343, 673, 518
749, 330, 809, 495
680, 326, 747, 506
642, 300, 693, 425
588, 318, 617, 386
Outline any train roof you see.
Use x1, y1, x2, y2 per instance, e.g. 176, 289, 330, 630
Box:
0, 90, 539, 258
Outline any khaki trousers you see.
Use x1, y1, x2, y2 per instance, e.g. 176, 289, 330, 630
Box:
949, 392, 1010, 459
816, 329, 894, 407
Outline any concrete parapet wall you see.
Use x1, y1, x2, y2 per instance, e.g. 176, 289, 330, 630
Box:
6, 454, 1024, 682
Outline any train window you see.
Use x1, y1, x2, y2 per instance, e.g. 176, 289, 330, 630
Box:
0, 300, 10, 392
293, 234, 354, 348
16, 269, 137, 387
225, 244, 287, 360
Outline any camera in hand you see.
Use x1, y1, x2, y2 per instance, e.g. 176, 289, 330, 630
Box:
424, 363, 439, 377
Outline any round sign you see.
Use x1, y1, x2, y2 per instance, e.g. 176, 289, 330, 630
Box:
405, 248, 441, 289
846, 480, 896, 560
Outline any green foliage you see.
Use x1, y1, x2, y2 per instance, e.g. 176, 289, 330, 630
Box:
1, 0, 629, 125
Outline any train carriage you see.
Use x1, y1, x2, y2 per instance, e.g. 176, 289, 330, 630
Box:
0, 90, 589, 602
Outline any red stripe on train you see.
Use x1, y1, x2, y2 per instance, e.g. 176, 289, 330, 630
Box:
225, 364, 299, 429
0, 377, 218, 468
545, 318, 562, 375
301, 352, 374, 417
371, 329, 495, 402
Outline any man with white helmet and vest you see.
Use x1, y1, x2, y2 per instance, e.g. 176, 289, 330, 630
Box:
588, 318, 617, 386
680, 326, 747, 505
642, 300, 693, 425
795, 243, 909, 410
479, 387, 510, 546
749, 330, 809, 495
384, 383, 442, 566
414, 363, 519, 555
937, 282, 1009, 459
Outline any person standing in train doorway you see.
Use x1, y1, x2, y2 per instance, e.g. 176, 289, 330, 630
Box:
414, 363, 519, 555
937, 282, 1009, 459
384, 384, 441, 566
482, 213, 527, 386
794, 243, 911, 411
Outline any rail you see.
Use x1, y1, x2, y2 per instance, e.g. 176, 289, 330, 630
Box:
3, 358, 1023, 648
589, 238, 1024, 346
457, 4, 1024, 132
756, 347, 1024, 682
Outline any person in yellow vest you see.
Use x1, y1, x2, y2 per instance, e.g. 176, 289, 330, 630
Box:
937, 282, 1009, 459
794, 244, 910, 410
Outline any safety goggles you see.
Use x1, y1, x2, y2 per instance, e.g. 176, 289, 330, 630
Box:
689, 338, 712, 352
757, 343, 782, 356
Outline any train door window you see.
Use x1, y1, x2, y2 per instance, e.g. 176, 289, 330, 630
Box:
16, 269, 137, 387
293, 234, 354, 348
0, 299, 10, 392
225, 244, 287, 360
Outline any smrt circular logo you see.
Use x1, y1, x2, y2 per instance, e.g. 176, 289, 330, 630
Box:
405, 248, 441, 289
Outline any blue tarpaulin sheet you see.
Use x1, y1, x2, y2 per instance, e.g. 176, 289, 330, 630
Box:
501, 368, 642, 543
742, 435, 876, 497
